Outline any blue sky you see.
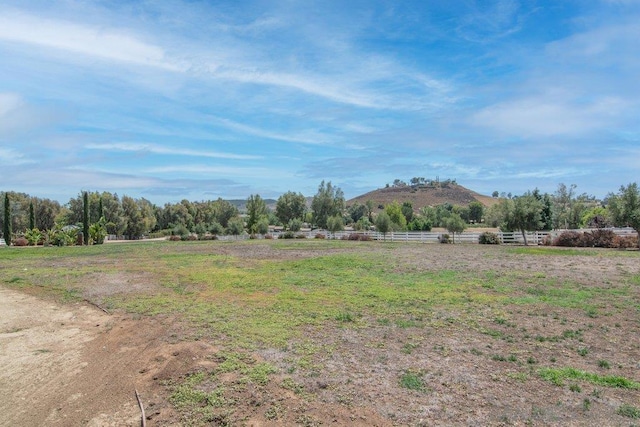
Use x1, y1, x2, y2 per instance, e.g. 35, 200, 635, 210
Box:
1, 0, 638, 204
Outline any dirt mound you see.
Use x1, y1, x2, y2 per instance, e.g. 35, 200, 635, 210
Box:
348, 183, 497, 210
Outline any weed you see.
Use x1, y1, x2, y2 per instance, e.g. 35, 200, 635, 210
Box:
335, 311, 355, 323
617, 404, 640, 419
527, 357, 537, 365
281, 377, 305, 394
539, 367, 640, 389
577, 347, 589, 357
598, 360, 611, 369
402, 342, 419, 354
492, 354, 507, 362
470, 348, 483, 356
508, 354, 518, 363
400, 370, 426, 392
582, 398, 591, 411
569, 383, 582, 393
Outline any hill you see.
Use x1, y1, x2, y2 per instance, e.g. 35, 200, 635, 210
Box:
347, 183, 497, 210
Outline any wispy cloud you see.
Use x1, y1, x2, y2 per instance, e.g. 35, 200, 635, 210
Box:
0, 10, 183, 71
85, 143, 261, 160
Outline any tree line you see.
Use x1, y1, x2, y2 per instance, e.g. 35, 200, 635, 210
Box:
1, 181, 639, 247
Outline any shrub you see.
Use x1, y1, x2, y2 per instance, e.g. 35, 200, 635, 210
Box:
553, 231, 583, 247
478, 232, 501, 244
438, 234, 451, 244
295, 233, 307, 239
614, 235, 638, 249
13, 236, 28, 246
341, 233, 372, 241
264, 234, 274, 240
314, 233, 326, 239
280, 231, 295, 239
541, 235, 554, 246
198, 234, 218, 240
589, 229, 616, 248
169, 235, 182, 241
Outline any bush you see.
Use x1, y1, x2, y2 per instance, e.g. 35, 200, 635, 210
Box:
280, 231, 295, 239
553, 231, 583, 247
590, 229, 616, 248
341, 233, 372, 241
264, 234, 274, 240
438, 234, 451, 244
169, 235, 182, 241
13, 236, 28, 246
295, 233, 307, 239
198, 234, 218, 240
314, 233, 326, 239
478, 232, 501, 244
183, 234, 198, 241
614, 235, 638, 249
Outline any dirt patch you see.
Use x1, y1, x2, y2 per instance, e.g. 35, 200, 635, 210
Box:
2, 243, 639, 426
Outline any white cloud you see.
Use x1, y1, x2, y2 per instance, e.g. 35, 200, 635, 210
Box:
0, 10, 183, 71
470, 95, 627, 137
0, 93, 23, 116
85, 143, 262, 160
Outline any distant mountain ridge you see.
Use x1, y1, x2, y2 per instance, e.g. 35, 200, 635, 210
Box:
347, 183, 497, 210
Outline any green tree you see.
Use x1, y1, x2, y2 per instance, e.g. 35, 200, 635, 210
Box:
607, 183, 640, 248
384, 201, 407, 230
288, 218, 303, 232
468, 201, 484, 224
227, 217, 245, 239
255, 217, 270, 235
375, 211, 392, 241
275, 191, 306, 227
35, 198, 61, 231
326, 214, 344, 237
499, 191, 543, 246
348, 202, 367, 224
401, 202, 414, 223
29, 201, 35, 230
246, 194, 267, 233
445, 213, 466, 243
365, 200, 375, 222
311, 181, 345, 229
82, 191, 90, 245
3, 192, 11, 245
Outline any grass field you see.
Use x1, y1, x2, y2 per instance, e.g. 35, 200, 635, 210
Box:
1, 240, 639, 425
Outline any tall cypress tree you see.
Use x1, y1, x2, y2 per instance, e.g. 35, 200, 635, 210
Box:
83, 191, 90, 245
29, 201, 35, 230
3, 193, 11, 245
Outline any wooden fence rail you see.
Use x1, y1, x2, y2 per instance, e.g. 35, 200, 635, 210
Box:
217, 227, 638, 245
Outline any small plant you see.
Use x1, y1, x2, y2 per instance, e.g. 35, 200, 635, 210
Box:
438, 234, 450, 244
479, 232, 501, 244
508, 354, 518, 362
470, 348, 483, 356
617, 403, 640, 419
492, 354, 507, 362
598, 360, 611, 369
577, 347, 589, 357
527, 357, 537, 365
400, 370, 425, 392
569, 383, 582, 393
582, 398, 591, 411
335, 312, 355, 323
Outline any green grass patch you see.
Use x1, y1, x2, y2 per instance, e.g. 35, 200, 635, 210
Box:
539, 367, 640, 389
617, 403, 640, 419
400, 370, 426, 392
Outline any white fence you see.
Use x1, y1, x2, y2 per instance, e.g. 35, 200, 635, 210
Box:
216, 227, 638, 245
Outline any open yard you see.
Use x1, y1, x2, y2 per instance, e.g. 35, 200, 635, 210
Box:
1, 240, 639, 426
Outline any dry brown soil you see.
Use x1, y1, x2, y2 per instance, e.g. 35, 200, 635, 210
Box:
1, 243, 639, 426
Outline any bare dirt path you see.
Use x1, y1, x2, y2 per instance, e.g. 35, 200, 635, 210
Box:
0, 288, 213, 426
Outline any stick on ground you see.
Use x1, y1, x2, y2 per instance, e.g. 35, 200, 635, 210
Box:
135, 389, 146, 427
